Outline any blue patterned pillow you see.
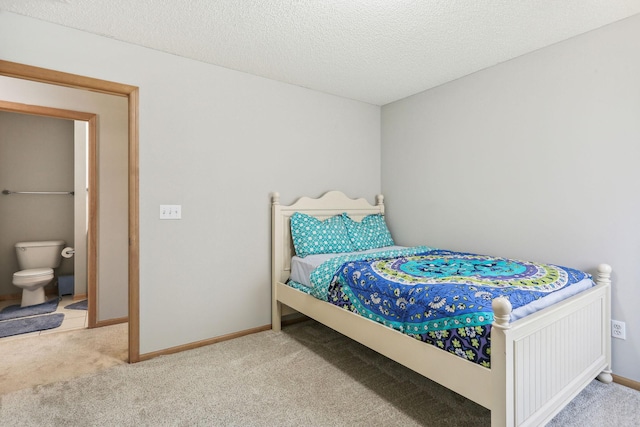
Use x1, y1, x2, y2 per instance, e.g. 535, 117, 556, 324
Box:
342, 213, 394, 251
290, 212, 354, 257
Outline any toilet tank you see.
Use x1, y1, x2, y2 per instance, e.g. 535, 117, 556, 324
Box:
15, 240, 66, 270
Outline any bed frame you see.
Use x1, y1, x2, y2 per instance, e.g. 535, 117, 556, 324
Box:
271, 191, 612, 427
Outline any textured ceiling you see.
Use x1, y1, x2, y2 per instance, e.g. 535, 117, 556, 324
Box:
2, 1, 640, 105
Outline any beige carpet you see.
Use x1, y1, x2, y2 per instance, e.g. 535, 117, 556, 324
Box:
0, 323, 128, 395
0, 320, 638, 426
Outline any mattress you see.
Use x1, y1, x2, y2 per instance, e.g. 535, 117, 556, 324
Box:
287, 246, 594, 367
290, 247, 593, 322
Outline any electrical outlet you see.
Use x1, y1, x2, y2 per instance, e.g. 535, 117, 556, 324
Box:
160, 204, 182, 220
611, 320, 626, 340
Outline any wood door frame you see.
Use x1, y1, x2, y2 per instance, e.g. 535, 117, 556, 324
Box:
0, 60, 141, 363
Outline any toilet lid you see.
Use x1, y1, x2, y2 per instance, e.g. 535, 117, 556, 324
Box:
14, 268, 53, 278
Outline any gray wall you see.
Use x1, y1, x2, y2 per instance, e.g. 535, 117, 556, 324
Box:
382, 15, 640, 382
0, 12, 381, 353
0, 112, 74, 297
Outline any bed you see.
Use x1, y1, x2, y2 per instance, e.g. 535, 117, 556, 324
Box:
271, 191, 612, 427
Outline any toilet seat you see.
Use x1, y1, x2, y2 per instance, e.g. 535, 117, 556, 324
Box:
13, 268, 54, 285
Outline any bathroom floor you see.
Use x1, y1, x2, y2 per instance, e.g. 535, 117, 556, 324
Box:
0, 295, 88, 342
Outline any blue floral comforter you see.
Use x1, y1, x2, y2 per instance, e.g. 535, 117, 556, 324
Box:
305, 247, 592, 367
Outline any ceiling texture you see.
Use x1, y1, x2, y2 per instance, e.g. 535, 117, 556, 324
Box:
1, 1, 640, 105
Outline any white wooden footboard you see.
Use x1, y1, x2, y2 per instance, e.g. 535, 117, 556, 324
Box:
491, 265, 612, 427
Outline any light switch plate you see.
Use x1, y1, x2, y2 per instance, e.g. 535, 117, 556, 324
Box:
160, 204, 181, 219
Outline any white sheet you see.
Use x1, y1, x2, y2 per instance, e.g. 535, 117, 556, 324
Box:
289, 247, 595, 322
290, 246, 406, 288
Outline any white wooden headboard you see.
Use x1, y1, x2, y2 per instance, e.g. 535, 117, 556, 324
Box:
271, 191, 385, 286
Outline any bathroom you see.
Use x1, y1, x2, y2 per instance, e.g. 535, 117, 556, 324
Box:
0, 110, 87, 328
1, 75, 130, 334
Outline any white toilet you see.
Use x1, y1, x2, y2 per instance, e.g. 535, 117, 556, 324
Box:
12, 240, 66, 307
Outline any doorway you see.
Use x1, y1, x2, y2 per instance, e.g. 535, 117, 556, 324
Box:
0, 103, 96, 328
0, 60, 140, 362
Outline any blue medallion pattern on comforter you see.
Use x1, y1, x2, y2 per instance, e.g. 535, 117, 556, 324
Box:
308, 247, 591, 368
